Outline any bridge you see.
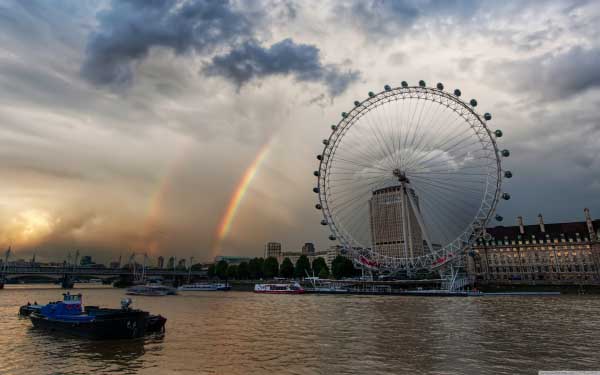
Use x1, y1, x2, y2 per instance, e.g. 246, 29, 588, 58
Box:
0, 265, 207, 281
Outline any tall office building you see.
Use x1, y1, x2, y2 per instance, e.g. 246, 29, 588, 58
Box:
369, 185, 424, 259
265, 242, 282, 259
157, 256, 164, 269
302, 243, 315, 255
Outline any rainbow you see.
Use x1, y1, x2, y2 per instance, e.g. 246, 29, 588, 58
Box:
140, 139, 192, 255
212, 142, 272, 254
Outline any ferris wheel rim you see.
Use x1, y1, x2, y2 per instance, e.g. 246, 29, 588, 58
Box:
315, 84, 504, 272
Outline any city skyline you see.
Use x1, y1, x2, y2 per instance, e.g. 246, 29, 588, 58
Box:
1, 1, 600, 263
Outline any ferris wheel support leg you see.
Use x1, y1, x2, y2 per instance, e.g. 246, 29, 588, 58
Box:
405, 189, 435, 255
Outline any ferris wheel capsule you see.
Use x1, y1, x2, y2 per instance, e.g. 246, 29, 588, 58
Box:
419, 80, 426, 87
502, 192, 511, 200
495, 129, 503, 137
315, 203, 322, 210
436, 82, 444, 90
313, 170, 320, 177
331, 125, 337, 131
504, 170, 513, 178
454, 89, 461, 96
322, 139, 329, 145
316, 154, 323, 160
384, 85, 391, 91
501, 149, 510, 157
470, 99, 478, 107
321, 219, 328, 226
313, 187, 319, 193
368, 91, 375, 97
341, 112, 348, 118
484, 113, 492, 121
328, 235, 337, 241
401, 81, 408, 88
495, 215, 504, 222
354, 101, 360, 107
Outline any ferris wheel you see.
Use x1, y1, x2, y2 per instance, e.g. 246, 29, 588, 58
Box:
313, 81, 512, 274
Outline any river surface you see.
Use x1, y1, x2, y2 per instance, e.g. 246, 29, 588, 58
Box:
1, 285, 600, 374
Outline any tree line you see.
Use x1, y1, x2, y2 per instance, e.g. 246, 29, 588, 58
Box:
207, 255, 359, 280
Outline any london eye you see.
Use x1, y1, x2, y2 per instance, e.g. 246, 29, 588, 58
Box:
313, 81, 511, 274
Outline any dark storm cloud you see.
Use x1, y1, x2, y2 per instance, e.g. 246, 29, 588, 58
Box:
203, 39, 360, 96
81, 0, 254, 87
490, 46, 600, 100
82, 0, 359, 95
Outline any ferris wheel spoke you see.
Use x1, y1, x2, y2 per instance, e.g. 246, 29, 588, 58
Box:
332, 156, 391, 172
416, 184, 481, 218
415, 186, 482, 213
328, 177, 392, 204
412, 141, 490, 172
408, 174, 487, 192
417, 194, 468, 245
328, 179, 392, 201
400, 114, 472, 170
335, 117, 395, 168
404, 102, 458, 168
334, 138, 391, 171
406, 96, 433, 157
372, 98, 395, 166
409, 170, 490, 177
409, 131, 478, 171
401, 95, 422, 161
363, 104, 400, 168
415, 161, 496, 174
408, 179, 485, 199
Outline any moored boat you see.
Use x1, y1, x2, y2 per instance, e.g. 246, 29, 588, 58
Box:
126, 282, 177, 296
28, 293, 166, 339
254, 282, 305, 294
177, 283, 231, 291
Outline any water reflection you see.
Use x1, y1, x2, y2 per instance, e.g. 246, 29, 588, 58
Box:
24, 326, 164, 375
2, 287, 600, 374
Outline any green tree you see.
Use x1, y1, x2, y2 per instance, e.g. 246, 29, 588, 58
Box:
279, 257, 294, 279
343, 258, 357, 278
207, 263, 216, 278
257, 258, 265, 278
294, 255, 311, 278
248, 258, 260, 280
227, 264, 238, 280
311, 257, 328, 277
215, 260, 228, 280
331, 256, 358, 279
318, 266, 330, 279
237, 261, 250, 280
263, 256, 279, 279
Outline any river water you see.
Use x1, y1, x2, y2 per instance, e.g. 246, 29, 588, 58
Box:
1, 285, 600, 375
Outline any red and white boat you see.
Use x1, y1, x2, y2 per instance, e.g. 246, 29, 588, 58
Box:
254, 282, 305, 294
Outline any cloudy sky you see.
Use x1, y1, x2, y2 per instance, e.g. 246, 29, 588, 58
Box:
1, 0, 599, 264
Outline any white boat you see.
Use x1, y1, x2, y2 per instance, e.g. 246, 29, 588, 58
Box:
254, 282, 305, 294
126, 283, 177, 296
177, 283, 231, 291
305, 280, 349, 294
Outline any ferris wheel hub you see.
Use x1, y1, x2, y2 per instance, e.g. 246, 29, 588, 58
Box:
393, 168, 409, 183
